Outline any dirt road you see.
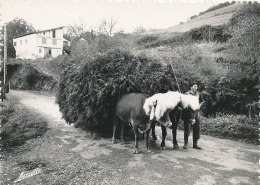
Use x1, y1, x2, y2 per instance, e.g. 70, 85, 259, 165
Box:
2, 90, 259, 185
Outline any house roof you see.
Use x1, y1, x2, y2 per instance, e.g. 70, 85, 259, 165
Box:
63, 38, 70, 43
13, 26, 64, 39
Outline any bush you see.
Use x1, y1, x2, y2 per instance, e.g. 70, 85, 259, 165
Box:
1, 100, 48, 148
136, 35, 159, 45
187, 25, 231, 43
215, 72, 259, 115
201, 114, 258, 144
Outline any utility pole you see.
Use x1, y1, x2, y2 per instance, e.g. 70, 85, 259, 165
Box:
0, 21, 6, 101
3, 24, 6, 87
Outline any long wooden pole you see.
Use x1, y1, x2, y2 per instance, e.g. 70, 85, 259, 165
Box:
0, 32, 2, 68
0, 25, 2, 74
170, 62, 181, 93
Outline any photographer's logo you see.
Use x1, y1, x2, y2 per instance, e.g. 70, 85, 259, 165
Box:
14, 168, 42, 183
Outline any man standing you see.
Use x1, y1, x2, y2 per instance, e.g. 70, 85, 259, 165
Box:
183, 82, 203, 149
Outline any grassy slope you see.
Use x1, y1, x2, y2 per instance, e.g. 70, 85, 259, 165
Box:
144, 3, 241, 34
135, 3, 239, 67
137, 42, 228, 64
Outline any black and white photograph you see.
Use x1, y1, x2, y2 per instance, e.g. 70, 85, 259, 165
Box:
0, 0, 259, 184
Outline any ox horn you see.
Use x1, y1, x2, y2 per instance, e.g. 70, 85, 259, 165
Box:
153, 100, 157, 107
199, 101, 206, 108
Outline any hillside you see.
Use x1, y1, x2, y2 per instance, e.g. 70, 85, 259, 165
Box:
144, 3, 242, 34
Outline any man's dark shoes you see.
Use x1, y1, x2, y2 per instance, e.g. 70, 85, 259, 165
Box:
193, 140, 201, 149
183, 140, 188, 149
193, 145, 202, 149
173, 144, 179, 149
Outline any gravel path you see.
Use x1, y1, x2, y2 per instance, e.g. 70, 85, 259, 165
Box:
1, 90, 258, 185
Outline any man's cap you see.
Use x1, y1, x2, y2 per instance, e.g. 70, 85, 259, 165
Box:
190, 81, 199, 86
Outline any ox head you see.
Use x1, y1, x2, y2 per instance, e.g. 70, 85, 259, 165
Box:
191, 101, 205, 125
143, 97, 172, 128
180, 94, 204, 125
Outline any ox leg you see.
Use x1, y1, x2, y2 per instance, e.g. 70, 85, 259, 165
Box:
183, 120, 190, 149
120, 123, 125, 142
151, 121, 157, 141
161, 125, 167, 150
172, 123, 179, 149
172, 112, 181, 149
112, 118, 118, 144
145, 130, 151, 152
133, 124, 139, 154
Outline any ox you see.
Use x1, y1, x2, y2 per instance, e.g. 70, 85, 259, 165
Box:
150, 92, 203, 149
112, 92, 181, 154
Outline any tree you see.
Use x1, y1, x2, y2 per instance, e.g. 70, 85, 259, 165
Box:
64, 23, 86, 39
1, 17, 35, 58
64, 24, 95, 49
133, 26, 146, 34
98, 17, 117, 36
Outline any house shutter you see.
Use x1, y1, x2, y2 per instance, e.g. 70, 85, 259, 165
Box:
42, 37, 46, 44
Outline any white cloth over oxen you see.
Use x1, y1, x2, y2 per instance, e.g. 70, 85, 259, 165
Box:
143, 91, 202, 150
143, 91, 201, 124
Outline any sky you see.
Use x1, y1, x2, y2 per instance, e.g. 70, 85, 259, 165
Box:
0, 0, 240, 33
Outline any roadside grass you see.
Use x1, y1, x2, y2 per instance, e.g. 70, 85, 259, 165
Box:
0, 98, 48, 149
201, 114, 258, 144
177, 114, 258, 145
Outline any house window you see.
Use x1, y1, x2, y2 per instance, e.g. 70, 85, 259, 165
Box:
52, 39, 57, 45
39, 48, 42, 53
25, 39, 27, 44
49, 50, 52, 55
43, 32, 45, 35
20, 40, 22, 45
13, 42, 17, 46
42, 37, 46, 44
52, 30, 56, 38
